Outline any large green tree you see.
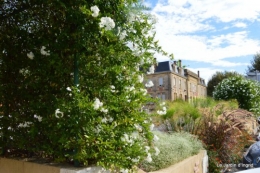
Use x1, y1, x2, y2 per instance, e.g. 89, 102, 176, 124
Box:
247, 52, 260, 72
207, 71, 242, 97
0, 0, 167, 170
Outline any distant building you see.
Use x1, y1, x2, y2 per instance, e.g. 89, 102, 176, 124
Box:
245, 71, 260, 82
145, 60, 207, 102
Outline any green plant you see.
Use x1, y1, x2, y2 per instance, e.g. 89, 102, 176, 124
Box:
0, 1, 170, 171
195, 107, 253, 173
213, 76, 260, 115
207, 71, 242, 97
139, 131, 203, 172
162, 100, 201, 132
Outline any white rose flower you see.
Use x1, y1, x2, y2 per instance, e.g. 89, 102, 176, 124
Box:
40, 46, 50, 56
99, 17, 115, 30
90, 5, 99, 17
27, 52, 34, 60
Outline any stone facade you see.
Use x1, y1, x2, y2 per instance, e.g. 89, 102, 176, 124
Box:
145, 60, 207, 101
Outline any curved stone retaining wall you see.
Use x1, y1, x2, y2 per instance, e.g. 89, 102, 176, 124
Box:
0, 150, 207, 173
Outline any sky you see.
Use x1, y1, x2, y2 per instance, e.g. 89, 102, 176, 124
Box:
144, 0, 260, 83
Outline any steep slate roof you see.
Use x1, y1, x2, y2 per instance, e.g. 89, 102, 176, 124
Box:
184, 69, 199, 79
155, 61, 172, 72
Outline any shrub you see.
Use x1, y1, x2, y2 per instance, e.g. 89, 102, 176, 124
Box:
207, 71, 242, 97
0, 1, 169, 171
213, 76, 260, 115
140, 131, 203, 172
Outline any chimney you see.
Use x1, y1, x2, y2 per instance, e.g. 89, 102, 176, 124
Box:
198, 71, 200, 78
178, 60, 182, 67
154, 58, 157, 70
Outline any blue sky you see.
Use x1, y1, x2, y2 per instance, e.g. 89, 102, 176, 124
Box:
144, 0, 260, 83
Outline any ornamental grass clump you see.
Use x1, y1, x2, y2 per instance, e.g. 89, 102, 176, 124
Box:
140, 131, 203, 172
195, 108, 253, 173
162, 100, 201, 132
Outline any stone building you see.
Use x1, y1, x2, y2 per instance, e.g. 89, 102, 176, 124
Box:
245, 71, 260, 82
145, 60, 207, 101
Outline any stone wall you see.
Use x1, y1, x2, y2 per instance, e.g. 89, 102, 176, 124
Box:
1, 150, 208, 173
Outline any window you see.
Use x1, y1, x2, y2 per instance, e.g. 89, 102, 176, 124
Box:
157, 93, 166, 100
179, 79, 181, 89
162, 94, 165, 100
159, 77, 163, 86
173, 77, 176, 86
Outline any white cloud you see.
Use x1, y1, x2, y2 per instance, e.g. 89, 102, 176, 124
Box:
154, 0, 260, 23
154, 31, 259, 64
211, 60, 250, 67
233, 22, 247, 28
150, 0, 260, 69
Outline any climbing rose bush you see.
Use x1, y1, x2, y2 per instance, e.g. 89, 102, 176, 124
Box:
0, 1, 170, 172
213, 76, 260, 115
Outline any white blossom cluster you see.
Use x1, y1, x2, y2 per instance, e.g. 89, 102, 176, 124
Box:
138, 74, 144, 83
147, 65, 155, 74
18, 121, 32, 128
55, 109, 64, 118
19, 68, 30, 76
121, 133, 135, 146
94, 125, 102, 134
117, 27, 128, 40
125, 86, 135, 92
66, 87, 72, 91
157, 106, 166, 115
143, 134, 160, 163
40, 46, 50, 56
90, 5, 99, 17
120, 168, 129, 173
110, 85, 116, 92
93, 98, 108, 113
93, 98, 103, 110
145, 80, 154, 88
140, 88, 147, 96
101, 116, 113, 123
134, 124, 142, 132
27, 52, 34, 60
154, 147, 160, 155
99, 17, 115, 30
34, 114, 42, 122
128, 13, 136, 23
144, 146, 152, 162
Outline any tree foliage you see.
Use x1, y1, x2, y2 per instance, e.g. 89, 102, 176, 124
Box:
207, 71, 241, 97
0, 0, 168, 170
247, 52, 260, 72
213, 76, 260, 115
